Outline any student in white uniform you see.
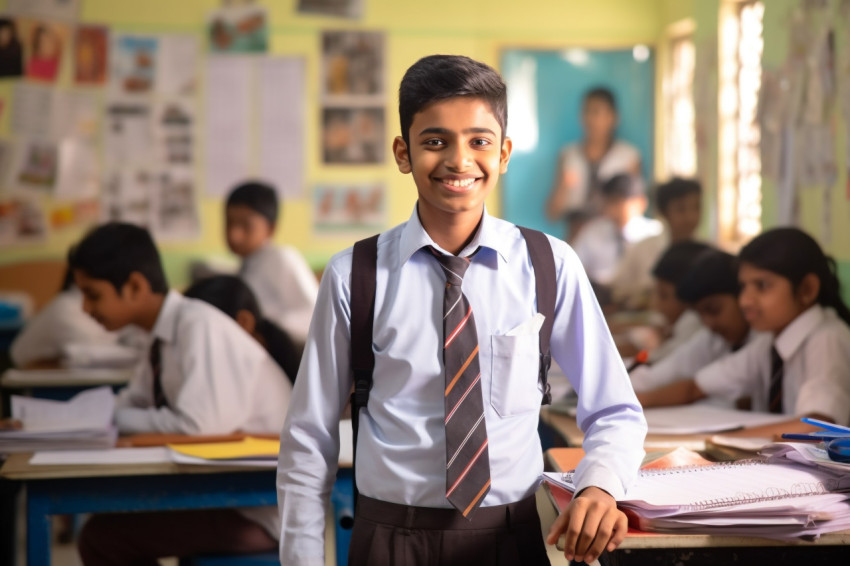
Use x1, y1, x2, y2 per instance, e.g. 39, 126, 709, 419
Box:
546, 87, 641, 237
611, 178, 703, 310
10, 263, 119, 368
225, 181, 318, 345
69, 223, 291, 564
631, 250, 758, 393
571, 174, 663, 287
638, 228, 850, 432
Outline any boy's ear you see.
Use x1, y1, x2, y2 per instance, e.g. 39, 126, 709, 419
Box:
797, 273, 820, 306
123, 271, 151, 301
235, 309, 257, 334
393, 136, 412, 174
499, 137, 513, 174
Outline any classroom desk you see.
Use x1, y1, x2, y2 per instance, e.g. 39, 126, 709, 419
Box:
542, 448, 850, 565
1, 452, 353, 566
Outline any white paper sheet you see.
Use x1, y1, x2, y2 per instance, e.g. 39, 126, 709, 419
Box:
644, 405, 790, 435
10, 386, 115, 432
157, 35, 199, 97
30, 447, 171, 466
258, 57, 304, 197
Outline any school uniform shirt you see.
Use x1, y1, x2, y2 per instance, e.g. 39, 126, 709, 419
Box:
631, 328, 762, 393
10, 287, 118, 367
695, 305, 850, 425
648, 309, 703, 363
240, 244, 319, 344
609, 229, 670, 309
556, 140, 641, 213
572, 215, 663, 285
277, 206, 647, 566
114, 290, 292, 538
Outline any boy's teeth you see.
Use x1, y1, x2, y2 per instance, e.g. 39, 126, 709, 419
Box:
446, 178, 475, 187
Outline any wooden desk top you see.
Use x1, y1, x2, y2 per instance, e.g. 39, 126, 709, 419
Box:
0, 367, 133, 389
541, 409, 709, 451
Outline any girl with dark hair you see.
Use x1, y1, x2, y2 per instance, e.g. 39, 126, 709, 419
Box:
638, 227, 850, 433
184, 275, 301, 384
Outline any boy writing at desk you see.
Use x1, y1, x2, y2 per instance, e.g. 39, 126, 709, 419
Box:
277, 55, 646, 566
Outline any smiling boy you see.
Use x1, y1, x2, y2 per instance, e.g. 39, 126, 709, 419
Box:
277, 55, 646, 566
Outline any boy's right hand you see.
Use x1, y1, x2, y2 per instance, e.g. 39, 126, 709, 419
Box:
546, 486, 628, 564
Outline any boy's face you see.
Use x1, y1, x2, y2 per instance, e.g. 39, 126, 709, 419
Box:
393, 97, 511, 229
225, 205, 273, 258
582, 97, 616, 143
603, 195, 645, 228
693, 293, 749, 347
663, 192, 701, 241
652, 279, 686, 325
73, 269, 139, 331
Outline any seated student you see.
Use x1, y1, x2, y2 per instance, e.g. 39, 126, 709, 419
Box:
70, 223, 290, 564
638, 228, 850, 433
10, 258, 122, 368
645, 240, 712, 363
278, 54, 646, 566
571, 173, 662, 287
184, 275, 301, 384
225, 181, 318, 345
611, 177, 702, 309
630, 249, 759, 393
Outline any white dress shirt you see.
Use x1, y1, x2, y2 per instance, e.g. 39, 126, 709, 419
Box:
648, 309, 704, 363
556, 140, 641, 212
277, 207, 647, 566
609, 230, 670, 309
10, 287, 118, 367
115, 290, 292, 537
695, 305, 850, 425
572, 215, 663, 285
240, 244, 319, 344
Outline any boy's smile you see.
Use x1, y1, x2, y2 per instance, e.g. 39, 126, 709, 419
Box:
393, 97, 511, 232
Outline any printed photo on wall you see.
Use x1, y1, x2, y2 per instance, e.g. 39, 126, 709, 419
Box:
154, 169, 199, 241
313, 183, 385, 236
321, 30, 383, 102
297, 0, 363, 19
154, 100, 193, 165
111, 35, 158, 94
322, 106, 384, 164
19, 17, 69, 83
207, 4, 268, 54
0, 17, 24, 78
13, 138, 58, 191
74, 25, 108, 85
0, 198, 47, 247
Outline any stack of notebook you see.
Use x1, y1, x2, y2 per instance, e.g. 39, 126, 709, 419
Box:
544, 459, 850, 540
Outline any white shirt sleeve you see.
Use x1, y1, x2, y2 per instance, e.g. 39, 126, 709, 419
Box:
794, 328, 850, 425
631, 328, 720, 392
549, 241, 647, 499
277, 256, 352, 566
695, 335, 769, 403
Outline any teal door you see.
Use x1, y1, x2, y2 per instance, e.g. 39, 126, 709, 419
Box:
500, 48, 655, 238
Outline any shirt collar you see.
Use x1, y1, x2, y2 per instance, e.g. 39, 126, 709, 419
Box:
774, 304, 825, 361
396, 204, 511, 267
151, 290, 182, 344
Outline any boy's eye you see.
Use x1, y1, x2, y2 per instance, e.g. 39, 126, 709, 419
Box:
423, 138, 445, 147
471, 138, 491, 147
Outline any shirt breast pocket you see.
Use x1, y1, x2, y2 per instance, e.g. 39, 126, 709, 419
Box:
490, 334, 542, 417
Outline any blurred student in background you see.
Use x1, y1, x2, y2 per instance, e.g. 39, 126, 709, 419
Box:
225, 181, 318, 345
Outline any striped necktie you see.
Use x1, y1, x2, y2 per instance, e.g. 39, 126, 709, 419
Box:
429, 247, 490, 518
150, 338, 168, 409
768, 345, 783, 414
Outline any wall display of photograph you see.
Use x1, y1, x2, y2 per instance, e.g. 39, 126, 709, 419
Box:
321, 30, 383, 103
0, 17, 24, 78
0, 198, 47, 246
322, 106, 384, 164
154, 99, 193, 166
74, 25, 108, 85
103, 102, 153, 165
12, 138, 58, 192
313, 183, 385, 235
207, 4, 267, 54
19, 17, 69, 83
111, 34, 158, 95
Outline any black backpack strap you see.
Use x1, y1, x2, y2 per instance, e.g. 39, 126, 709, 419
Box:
517, 226, 556, 405
349, 233, 379, 508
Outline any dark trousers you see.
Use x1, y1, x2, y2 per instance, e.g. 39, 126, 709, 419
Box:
77, 509, 276, 565
349, 494, 551, 566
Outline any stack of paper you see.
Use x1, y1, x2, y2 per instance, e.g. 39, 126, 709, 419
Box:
544, 459, 850, 540
0, 387, 117, 453
169, 436, 280, 467
763, 442, 850, 474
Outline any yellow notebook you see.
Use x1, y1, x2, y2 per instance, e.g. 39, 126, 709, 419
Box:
168, 436, 280, 460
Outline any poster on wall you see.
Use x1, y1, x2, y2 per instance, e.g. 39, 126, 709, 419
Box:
153, 169, 199, 240
0, 17, 24, 78
204, 56, 251, 196
0, 198, 47, 247
157, 35, 199, 96
321, 30, 384, 103
258, 57, 304, 197
297, 0, 363, 19
154, 99, 194, 166
101, 168, 153, 228
17, 17, 69, 83
55, 138, 99, 200
74, 25, 108, 86
10, 137, 58, 193
111, 35, 158, 95
322, 107, 384, 164
313, 183, 385, 236
103, 102, 153, 165
207, 4, 267, 54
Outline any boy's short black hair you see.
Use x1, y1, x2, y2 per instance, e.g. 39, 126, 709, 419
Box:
584, 87, 617, 113
676, 249, 740, 304
398, 55, 507, 147
600, 174, 644, 200
652, 241, 713, 285
655, 178, 702, 214
69, 222, 168, 294
226, 181, 279, 226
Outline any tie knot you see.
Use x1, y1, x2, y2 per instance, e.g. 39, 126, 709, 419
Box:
428, 246, 471, 286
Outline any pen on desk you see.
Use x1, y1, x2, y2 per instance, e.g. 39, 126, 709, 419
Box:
800, 417, 850, 434
626, 350, 649, 373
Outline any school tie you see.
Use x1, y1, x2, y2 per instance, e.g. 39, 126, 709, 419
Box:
429, 247, 491, 518
149, 338, 168, 409
768, 345, 784, 414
